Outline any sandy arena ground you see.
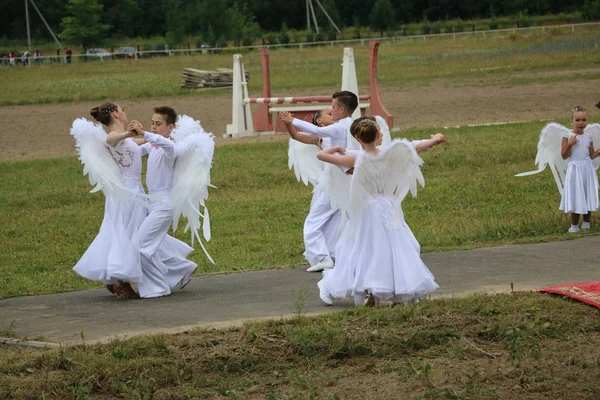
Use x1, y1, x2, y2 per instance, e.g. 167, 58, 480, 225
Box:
1, 80, 598, 162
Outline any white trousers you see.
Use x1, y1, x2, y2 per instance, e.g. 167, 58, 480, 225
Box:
137, 192, 197, 298
303, 188, 341, 266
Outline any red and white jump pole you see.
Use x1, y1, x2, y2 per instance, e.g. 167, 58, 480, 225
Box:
225, 41, 392, 138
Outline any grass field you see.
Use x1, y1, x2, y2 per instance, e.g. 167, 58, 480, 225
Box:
3, 22, 600, 400
2, 292, 599, 398
0, 25, 599, 106
0, 120, 589, 299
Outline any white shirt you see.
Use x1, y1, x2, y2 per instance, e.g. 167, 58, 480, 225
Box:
292, 117, 352, 149
142, 132, 176, 193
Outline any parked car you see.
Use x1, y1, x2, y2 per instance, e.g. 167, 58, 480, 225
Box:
85, 48, 111, 61
115, 46, 137, 59
198, 44, 221, 55
140, 44, 170, 58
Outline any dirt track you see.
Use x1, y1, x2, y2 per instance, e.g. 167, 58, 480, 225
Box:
2, 80, 598, 162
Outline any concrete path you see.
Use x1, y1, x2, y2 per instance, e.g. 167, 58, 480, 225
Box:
2, 236, 600, 346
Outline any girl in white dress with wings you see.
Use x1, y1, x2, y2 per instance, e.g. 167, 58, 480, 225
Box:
516, 106, 600, 232
315, 117, 445, 306
71, 102, 148, 298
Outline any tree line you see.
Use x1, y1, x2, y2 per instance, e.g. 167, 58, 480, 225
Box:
0, 0, 598, 48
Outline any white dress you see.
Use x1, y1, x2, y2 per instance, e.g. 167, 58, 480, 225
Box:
73, 138, 146, 284
319, 144, 438, 305
559, 133, 599, 214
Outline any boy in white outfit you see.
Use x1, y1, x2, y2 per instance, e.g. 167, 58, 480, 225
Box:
281, 91, 359, 272
130, 107, 197, 298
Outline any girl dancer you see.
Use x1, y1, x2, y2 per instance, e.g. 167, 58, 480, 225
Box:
72, 101, 146, 298
560, 106, 600, 232
316, 117, 445, 306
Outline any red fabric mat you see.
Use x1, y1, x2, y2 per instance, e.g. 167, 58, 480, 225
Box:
539, 282, 600, 309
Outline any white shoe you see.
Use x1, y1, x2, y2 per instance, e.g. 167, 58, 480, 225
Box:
306, 257, 334, 272
179, 267, 197, 289
582, 222, 591, 231
318, 281, 333, 305
568, 226, 580, 233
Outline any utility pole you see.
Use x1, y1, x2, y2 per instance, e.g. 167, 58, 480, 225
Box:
23, 0, 64, 50
306, 0, 341, 35
25, 0, 31, 50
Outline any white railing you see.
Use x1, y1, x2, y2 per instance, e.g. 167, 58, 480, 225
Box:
2, 21, 598, 66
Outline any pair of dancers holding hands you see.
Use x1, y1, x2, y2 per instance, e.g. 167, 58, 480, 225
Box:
280, 90, 447, 306
71, 102, 214, 299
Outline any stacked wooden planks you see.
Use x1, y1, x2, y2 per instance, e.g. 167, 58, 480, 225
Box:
181, 68, 249, 88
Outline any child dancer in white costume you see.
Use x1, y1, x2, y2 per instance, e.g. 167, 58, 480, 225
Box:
516, 106, 600, 233
281, 108, 341, 272
72, 101, 147, 298
316, 117, 445, 306
280, 91, 359, 272
129, 107, 201, 298
560, 106, 600, 232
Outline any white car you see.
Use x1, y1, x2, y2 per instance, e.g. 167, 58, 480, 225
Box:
85, 48, 111, 61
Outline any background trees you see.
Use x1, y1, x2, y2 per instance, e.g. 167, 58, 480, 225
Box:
0, 0, 591, 46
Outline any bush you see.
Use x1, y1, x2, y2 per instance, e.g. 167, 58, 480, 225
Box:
582, 0, 600, 21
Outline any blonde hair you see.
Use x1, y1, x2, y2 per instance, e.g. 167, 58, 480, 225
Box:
570, 106, 587, 120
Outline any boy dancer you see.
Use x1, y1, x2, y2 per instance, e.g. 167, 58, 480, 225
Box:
130, 107, 197, 298
281, 91, 359, 272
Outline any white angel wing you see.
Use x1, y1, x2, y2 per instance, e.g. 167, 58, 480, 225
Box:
347, 140, 424, 236
515, 122, 571, 195
171, 115, 216, 263
314, 161, 353, 229
375, 115, 393, 146
70, 118, 130, 197
287, 139, 324, 186
586, 124, 600, 169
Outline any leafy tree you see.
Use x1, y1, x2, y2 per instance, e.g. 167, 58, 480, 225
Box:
103, 0, 141, 39
59, 0, 110, 47
225, 2, 259, 46
370, 0, 395, 36
582, 0, 600, 20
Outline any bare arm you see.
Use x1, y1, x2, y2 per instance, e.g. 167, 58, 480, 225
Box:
317, 146, 356, 168
413, 133, 447, 153
561, 136, 577, 160
106, 130, 136, 147
589, 142, 600, 160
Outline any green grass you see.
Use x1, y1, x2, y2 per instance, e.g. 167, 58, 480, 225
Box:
0, 25, 599, 106
1, 293, 599, 398
0, 120, 589, 298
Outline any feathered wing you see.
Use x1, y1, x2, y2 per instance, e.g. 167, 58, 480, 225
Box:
315, 161, 353, 229
586, 124, 600, 169
171, 115, 215, 263
515, 122, 572, 195
287, 139, 324, 186
347, 139, 424, 237
70, 118, 131, 198
375, 115, 393, 146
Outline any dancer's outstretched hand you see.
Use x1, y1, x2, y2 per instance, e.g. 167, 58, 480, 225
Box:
278, 111, 294, 125
128, 120, 144, 137
431, 133, 446, 145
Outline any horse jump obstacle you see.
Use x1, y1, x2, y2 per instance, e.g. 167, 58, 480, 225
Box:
225, 41, 392, 138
